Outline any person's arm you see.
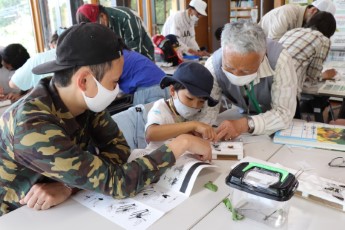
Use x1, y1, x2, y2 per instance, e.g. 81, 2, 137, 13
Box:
306, 37, 331, 82
12, 111, 210, 199
146, 121, 216, 142
251, 50, 297, 135
260, 6, 298, 41
9, 80, 19, 90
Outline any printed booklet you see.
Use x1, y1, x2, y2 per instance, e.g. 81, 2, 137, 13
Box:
73, 153, 216, 230
273, 119, 345, 151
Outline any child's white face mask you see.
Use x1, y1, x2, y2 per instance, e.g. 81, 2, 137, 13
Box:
173, 93, 200, 119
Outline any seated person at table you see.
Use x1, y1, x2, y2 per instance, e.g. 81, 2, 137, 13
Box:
119, 46, 169, 105
161, 0, 210, 57
0, 23, 212, 216
9, 36, 168, 106
0, 43, 30, 101
0, 54, 18, 100
9, 48, 56, 92
145, 62, 218, 150
279, 11, 337, 97
9, 31, 63, 92
152, 34, 183, 66
190, 22, 298, 139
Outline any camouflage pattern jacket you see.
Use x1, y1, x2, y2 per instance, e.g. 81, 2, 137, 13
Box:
0, 77, 175, 216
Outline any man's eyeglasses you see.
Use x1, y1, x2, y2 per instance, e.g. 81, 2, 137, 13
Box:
328, 157, 345, 168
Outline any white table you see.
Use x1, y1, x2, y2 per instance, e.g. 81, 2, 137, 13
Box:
192, 195, 345, 230
193, 143, 345, 230
0, 140, 282, 229
0, 160, 234, 230
268, 145, 345, 183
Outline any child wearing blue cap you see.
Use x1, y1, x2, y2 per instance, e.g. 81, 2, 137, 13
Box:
145, 62, 218, 150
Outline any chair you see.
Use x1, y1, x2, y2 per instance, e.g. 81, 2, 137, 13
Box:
111, 102, 154, 150
106, 94, 133, 116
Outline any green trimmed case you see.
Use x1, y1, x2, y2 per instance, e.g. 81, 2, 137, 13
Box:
226, 162, 299, 202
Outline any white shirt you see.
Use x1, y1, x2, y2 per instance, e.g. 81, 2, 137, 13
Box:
259, 4, 306, 41
0, 68, 18, 94
162, 11, 200, 53
145, 98, 180, 150
11, 49, 56, 91
192, 49, 298, 135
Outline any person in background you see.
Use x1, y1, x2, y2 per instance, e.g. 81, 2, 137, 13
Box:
76, 4, 154, 61
259, 0, 336, 41
190, 22, 297, 139
214, 26, 224, 41
279, 11, 337, 97
0, 23, 212, 216
120, 44, 169, 105
152, 34, 182, 66
10, 32, 166, 105
145, 62, 218, 150
49, 31, 59, 49
165, 34, 184, 63
161, 0, 210, 57
9, 31, 60, 92
0, 43, 30, 101
0, 53, 18, 99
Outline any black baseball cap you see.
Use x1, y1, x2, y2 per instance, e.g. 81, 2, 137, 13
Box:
33, 23, 123, 75
165, 34, 180, 46
160, 62, 218, 107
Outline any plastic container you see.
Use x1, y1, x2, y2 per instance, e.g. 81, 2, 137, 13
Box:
226, 162, 299, 228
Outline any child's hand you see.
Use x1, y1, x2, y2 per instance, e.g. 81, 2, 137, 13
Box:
167, 134, 212, 161
192, 121, 217, 141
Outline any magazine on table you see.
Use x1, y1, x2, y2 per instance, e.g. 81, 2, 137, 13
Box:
273, 119, 345, 151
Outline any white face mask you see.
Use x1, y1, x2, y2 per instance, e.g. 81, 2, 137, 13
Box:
190, 14, 199, 23
82, 76, 119, 112
222, 68, 257, 86
173, 94, 200, 119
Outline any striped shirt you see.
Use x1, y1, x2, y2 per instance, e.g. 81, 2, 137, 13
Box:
279, 28, 330, 95
259, 4, 307, 41
106, 7, 154, 61
162, 11, 200, 53
192, 49, 297, 135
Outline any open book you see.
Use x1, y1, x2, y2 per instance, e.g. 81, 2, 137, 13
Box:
273, 120, 345, 151
73, 153, 215, 230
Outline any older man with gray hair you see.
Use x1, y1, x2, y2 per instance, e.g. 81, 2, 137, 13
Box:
191, 22, 297, 139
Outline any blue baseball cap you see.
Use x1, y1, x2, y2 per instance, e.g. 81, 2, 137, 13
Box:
160, 62, 218, 107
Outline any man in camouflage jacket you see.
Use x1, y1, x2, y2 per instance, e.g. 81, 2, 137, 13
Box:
0, 23, 211, 216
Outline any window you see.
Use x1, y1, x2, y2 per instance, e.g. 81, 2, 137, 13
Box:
39, 0, 88, 51
100, 0, 138, 11
0, 0, 35, 55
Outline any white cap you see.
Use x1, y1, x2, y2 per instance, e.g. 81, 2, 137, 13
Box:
312, 0, 336, 15
189, 0, 207, 16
